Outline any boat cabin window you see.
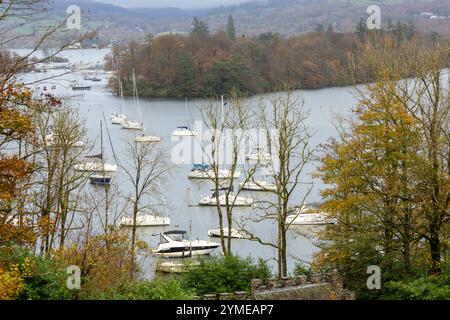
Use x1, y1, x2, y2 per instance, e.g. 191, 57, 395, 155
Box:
164, 231, 188, 241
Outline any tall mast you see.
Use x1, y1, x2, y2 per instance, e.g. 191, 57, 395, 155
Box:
119, 79, 124, 114
132, 68, 142, 122
221, 95, 224, 125
100, 120, 105, 163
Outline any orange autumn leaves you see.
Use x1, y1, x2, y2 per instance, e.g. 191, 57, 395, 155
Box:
0, 155, 33, 205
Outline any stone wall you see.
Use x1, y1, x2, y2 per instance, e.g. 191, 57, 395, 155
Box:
196, 273, 355, 300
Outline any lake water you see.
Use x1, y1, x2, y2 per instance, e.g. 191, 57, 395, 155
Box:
16, 48, 357, 275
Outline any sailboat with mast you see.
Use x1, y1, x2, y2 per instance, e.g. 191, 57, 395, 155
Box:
172, 98, 196, 136
121, 69, 143, 130
111, 79, 127, 124
73, 121, 118, 173
240, 166, 277, 191
120, 180, 170, 226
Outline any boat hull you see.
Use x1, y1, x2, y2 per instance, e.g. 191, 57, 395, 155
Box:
239, 181, 277, 191
134, 135, 161, 143
287, 214, 337, 225
73, 162, 118, 172
72, 86, 91, 91
89, 175, 111, 185
188, 170, 241, 179
154, 247, 218, 258
208, 228, 245, 239
199, 196, 253, 207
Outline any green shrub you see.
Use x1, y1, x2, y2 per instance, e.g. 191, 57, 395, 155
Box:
93, 277, 194, 300
0, 246, 74, 300
381, 256, 450, 300
181, 255, 272, 295
293, 262, 312, 278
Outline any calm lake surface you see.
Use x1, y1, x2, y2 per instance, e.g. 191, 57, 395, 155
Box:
16, 48, 357, 275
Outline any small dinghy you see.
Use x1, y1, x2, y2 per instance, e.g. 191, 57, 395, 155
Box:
153, 230, 220, 258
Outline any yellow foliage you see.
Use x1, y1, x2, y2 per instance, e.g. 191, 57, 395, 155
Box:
0, 264, 24, 300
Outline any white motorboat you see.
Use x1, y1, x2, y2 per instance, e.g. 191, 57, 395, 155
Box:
134, 134, 161, 143
208, 228, 245, 239
188, 164, 241, 179
153, 230, 220, 258
199, 191, 253, 207
120, 214, 170, 227
240, 180, 277, 192
286, 205, 337, 225
172, 126, 196, 136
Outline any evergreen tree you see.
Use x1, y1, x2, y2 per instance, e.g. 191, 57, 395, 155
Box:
227, 14, 236, 40
175, 51, 196, 96
191, 17, 209, 37
356, 17, 368, 41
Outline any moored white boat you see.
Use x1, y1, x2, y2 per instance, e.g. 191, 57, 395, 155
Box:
286, 205, 337, 225
199, 191, 253, 207
111, 112, 127, 124
121, 119, 143, 130
134, 134, 161, 143
240, 180, 277, 192
172, 126, 196, 136
120, 214, 170, 227
71, 80, 91, 90
73, 162, 117, 172
208, 228, 245, 239
45, 132, 85, 148
244, 149, 271, 162
153, 230, 220, 258
188, 164, 241, 179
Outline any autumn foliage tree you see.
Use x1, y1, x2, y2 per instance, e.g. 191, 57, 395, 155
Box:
314, 38, 449, 297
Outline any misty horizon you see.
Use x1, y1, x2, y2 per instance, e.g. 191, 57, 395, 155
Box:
94, 0, 262, 9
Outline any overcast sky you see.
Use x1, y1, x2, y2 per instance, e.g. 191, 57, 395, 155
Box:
96, 0, 258, 9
